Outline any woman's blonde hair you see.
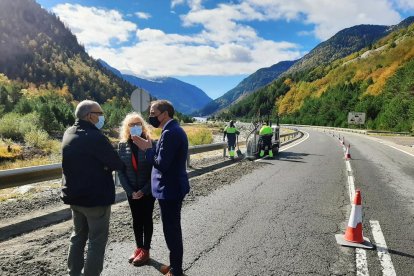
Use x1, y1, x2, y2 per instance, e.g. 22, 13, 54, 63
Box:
119, 112, 152, 142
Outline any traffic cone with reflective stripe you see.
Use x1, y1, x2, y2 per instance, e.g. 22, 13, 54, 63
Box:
344, 189, 363, 243
335, 189, 373, 249
345, 144, 351, 160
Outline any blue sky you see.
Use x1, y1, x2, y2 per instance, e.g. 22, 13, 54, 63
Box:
36, 0, 413, 99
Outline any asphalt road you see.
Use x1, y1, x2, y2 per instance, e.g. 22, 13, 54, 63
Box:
102, 128, 414, 276
329, 129, 414, 276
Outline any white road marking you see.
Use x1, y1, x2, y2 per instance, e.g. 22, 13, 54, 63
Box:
369, 220, 397, 276
280, 131, 310, 152
379, 143, 414, 158
342, 136, 369, 275
334, 131, 397, 276
356, 248, 370, 276
346, 160, 352, 172
347, 175, 355, 204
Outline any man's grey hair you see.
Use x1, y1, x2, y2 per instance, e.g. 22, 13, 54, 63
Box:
75, 100, 100, 120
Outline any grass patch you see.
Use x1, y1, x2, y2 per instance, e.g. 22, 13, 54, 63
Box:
0, 155, 60, 170
183, 125, 213, 146
149, 124, 215, 146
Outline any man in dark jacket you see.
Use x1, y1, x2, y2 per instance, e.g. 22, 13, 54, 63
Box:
61, 100, 124, 276
132, 100, 189, 276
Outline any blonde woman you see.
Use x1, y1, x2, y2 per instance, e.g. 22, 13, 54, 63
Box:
117, 112, 155, 266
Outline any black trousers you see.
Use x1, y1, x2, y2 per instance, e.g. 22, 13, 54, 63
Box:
127, 195, 155, 250
226, 133, 236, 150
158, 199, 184, 276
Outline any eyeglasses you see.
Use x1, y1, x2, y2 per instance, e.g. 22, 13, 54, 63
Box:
90, 111, 104, 115
128, 122, 142, 127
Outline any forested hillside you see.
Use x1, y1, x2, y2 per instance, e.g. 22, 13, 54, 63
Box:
220, 18, 414, 132
0, 0, 135, 102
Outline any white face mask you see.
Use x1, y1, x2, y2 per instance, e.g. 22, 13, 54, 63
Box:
130, 125, 142, 137
95, 115, 105, 129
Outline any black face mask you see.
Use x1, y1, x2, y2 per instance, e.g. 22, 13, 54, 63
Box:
149, 115, 161, 128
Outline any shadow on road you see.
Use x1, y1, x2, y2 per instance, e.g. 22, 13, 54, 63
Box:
388, 248, 414, 259
274, 151, 315, 163
188, 157, 243, 178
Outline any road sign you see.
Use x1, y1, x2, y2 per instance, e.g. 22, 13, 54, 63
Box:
348, 112, 366, 125
130, 88, 151, 113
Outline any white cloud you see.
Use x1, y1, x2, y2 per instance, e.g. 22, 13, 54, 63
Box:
182, 0, 402, 40
88, 36, 301, 77
52, 4, 136, 47
135, 12, 151, 19
395, 0, 414, 10
51, 1, 406, 78
172, 0, 204, 10
246, 0, 402, 40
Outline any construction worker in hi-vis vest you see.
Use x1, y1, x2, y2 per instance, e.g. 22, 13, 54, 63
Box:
259, 122, 273, 158
223, 120, 239, 160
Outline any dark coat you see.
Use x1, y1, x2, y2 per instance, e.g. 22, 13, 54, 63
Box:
145, 120, 190, 200
61, 119, 124, 207
117, 140, 153, 196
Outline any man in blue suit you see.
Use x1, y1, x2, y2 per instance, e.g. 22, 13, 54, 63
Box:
132, 100, 189, 276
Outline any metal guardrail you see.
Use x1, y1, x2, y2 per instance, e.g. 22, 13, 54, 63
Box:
0, 164, 62, 190
282, 124, 413, 136
0, 132, 299, 190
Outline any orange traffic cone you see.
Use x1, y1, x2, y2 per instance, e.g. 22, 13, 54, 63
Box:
335, 189, 373, 249
345, 145, 351, 159
344, 189, 363, 243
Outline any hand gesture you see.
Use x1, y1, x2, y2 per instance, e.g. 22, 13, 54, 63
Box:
131, 135, 152, 151
132, 190, 144, 200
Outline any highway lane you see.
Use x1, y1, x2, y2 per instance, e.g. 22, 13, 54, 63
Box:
103, 128, 414, 276
103, 128, 358, 275
323, 129, 414, 276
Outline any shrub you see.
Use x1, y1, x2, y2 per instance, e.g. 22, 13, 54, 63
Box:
19, 112, 42, 134
24, 129, 50, 149
0, 113, 21, 140
0, 112, 42, 141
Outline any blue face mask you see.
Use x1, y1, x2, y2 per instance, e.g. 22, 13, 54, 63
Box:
130, 125, 142, 137
95, 115, 105, 129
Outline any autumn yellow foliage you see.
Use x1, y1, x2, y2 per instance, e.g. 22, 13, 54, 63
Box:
276, 28, 414, 115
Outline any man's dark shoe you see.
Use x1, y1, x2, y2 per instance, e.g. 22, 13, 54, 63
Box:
160, 265, 170, 274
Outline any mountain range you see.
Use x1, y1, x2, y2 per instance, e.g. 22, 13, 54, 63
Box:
200, 17, 414, 117
0, 0, 135, 102
0, 0, 210, 115
99, 60, 212, 115
221, 16, 414, 132
0, 0, 412, 132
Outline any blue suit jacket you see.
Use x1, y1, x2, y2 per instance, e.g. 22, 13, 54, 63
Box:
146, 120, 190, 200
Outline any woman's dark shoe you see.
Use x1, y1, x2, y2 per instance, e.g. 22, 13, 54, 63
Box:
132, 249, 150, 266
128, 248, 142, 263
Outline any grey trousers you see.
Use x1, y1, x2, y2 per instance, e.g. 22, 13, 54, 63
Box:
67, 205, 111, 276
